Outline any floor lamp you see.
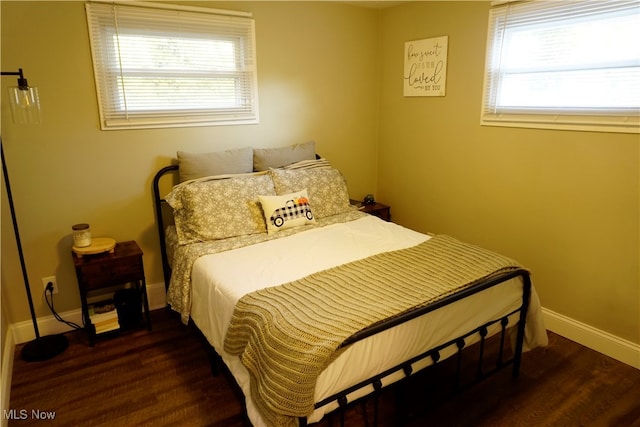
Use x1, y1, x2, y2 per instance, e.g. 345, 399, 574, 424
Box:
1, 69, 68, 361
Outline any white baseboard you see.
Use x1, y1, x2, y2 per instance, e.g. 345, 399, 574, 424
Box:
11, 282, 167, 345
2, 282, 166, 425
542, 307, 640, 369
3, 295, 636, 415
146, 281, 168, 311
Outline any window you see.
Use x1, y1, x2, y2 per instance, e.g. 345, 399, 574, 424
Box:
86, 2, 258, 130
481, 1, 640, 133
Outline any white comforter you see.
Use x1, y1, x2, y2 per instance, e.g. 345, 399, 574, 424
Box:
187, 215, 548, 426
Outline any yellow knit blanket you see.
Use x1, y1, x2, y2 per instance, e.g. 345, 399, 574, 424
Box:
223, 235, 524, 427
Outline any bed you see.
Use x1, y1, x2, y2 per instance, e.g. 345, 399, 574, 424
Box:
152, 145, 547, 427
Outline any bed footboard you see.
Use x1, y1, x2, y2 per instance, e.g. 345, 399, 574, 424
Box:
299, 269, 532, 426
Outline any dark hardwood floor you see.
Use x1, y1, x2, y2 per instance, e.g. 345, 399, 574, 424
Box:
9, 308, 640, 427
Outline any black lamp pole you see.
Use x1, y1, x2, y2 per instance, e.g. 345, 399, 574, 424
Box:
2, 70, 68, 361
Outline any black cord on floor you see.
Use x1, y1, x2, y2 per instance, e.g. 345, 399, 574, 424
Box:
44, 286, 83, 330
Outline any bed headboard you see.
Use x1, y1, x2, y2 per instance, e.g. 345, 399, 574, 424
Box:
152, 164, 179, 288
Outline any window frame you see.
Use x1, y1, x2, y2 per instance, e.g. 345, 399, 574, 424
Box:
86, 1, 259, 130
480, 0, 640, 134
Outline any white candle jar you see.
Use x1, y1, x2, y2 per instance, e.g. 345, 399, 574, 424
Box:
72, 223, 92, 247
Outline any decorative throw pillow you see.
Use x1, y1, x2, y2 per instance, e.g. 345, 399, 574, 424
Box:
166, 173, 276, 244
258, 190, 315, 234
269, 167, 353, 219
253, 141, 316, 171
177, 147, 253, 182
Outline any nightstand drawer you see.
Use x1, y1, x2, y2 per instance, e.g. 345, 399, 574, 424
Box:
79, 257, 143, 290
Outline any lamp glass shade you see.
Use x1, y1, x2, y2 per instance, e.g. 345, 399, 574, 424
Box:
8, 86, 41, 124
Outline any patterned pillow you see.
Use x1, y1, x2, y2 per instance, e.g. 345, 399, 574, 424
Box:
269, 167, 354, 219
166, 173, 275, 244
258, 190, 315, 234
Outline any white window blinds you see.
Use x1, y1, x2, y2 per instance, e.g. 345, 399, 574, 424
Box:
86, 2, 259, 130
481, 0, 640, 133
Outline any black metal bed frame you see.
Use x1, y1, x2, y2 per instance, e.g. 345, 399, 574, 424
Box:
153, 164, 179, 287
152, 164, 532, 427
302, 272, 530, 426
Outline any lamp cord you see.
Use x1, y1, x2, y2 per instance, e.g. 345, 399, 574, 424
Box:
44, 287, 83, 331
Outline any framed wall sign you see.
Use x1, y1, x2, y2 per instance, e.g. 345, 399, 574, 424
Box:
404, 36, 448, 97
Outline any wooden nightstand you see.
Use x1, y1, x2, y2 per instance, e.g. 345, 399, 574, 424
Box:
350, 199, 391, 222
73, 240, 151, 346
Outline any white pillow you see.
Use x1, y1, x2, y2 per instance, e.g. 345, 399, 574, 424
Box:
258, 190, 315, 234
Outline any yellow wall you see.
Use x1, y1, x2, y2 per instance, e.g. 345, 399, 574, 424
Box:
1, 1, 379, 324
1, 290, 8, 362
1, 1, 638, 347
378, 2, 639, 343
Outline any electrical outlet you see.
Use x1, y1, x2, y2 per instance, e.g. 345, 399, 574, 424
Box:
41, 276, 59, 294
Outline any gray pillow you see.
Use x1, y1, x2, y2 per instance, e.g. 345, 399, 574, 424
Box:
253, 141, 316, 171
177, 147, 253, 182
